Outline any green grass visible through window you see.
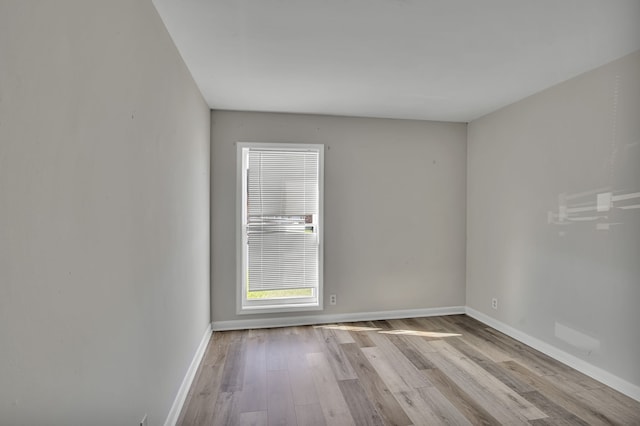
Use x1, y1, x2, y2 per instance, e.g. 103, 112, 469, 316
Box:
247, 288, 313, 299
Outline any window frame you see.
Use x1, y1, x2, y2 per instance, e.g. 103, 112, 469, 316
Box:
236, 142, 324, 315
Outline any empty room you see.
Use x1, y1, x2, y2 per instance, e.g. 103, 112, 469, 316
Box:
1, 0, 639, 425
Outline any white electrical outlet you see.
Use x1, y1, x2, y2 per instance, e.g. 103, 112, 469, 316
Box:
492, 298, 498, 310
329, 294, 337, 305
140, 414, 148, 426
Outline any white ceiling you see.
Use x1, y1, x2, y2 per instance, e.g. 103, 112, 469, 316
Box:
152, 0, 640, 122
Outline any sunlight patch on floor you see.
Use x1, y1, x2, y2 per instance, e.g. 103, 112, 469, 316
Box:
379, 330, 461, 338
316, 324, 381, 332
315, 324, 461, 338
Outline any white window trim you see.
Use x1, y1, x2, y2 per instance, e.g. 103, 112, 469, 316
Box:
236, 142, 324, 315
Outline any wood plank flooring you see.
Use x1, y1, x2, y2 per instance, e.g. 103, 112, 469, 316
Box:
177, 315, 640, 425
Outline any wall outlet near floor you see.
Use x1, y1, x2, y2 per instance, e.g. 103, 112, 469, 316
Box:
140, 414, 148, 426
329, 294, 337, 305
492, 298, 498, 310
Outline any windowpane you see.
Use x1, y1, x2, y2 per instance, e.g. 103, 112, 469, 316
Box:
238, 143, 323, 313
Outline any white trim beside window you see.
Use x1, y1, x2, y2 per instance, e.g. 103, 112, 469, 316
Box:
236, 142, 324, 314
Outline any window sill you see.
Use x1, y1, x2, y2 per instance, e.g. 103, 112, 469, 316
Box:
237, 302, 323, 315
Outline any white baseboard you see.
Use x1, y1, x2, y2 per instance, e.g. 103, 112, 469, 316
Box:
164, 323, 213, 426
465, 307, 640, 402
211, 306, 465, 331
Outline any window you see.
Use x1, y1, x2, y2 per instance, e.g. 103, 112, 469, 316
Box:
237, 142, 324, 314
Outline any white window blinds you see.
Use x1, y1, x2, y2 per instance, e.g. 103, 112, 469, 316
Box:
245, 149, 320, 292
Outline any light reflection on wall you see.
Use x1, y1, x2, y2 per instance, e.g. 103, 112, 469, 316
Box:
548, 187, 640, 234
547, 70, 639, 235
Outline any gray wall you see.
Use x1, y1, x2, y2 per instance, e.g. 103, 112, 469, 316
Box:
211, 111, 467, 322
467, 51, 640, 387
0, 1, 210, 424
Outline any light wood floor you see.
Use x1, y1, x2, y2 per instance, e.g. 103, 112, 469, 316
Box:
177, 315, 640, 425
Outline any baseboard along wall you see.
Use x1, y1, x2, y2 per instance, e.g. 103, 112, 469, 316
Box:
211, 306, 466, 331
164, 323, 212, 426
464, 307, 640, 403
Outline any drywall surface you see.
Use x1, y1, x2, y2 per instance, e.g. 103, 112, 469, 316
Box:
467, 51, 640, 386
211, 111, 467, 322
0, 1, 210, 424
